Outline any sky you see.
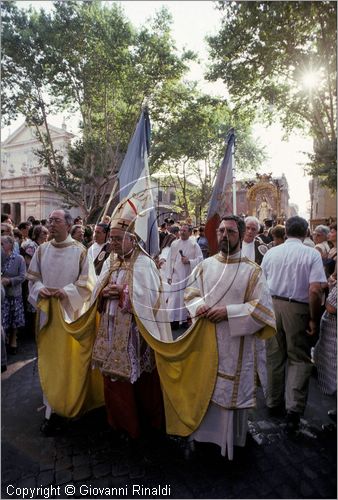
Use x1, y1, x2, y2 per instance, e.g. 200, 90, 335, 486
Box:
7, 0, 314, 217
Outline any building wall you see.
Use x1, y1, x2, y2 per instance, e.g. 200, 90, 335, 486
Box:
1, 122, 78, 223
1, 122, 73, 179
309, 178, 337, 223
0, 175, 79, 222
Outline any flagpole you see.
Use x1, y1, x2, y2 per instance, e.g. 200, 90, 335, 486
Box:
231, 144, 237, 215
232, 134, 237, 215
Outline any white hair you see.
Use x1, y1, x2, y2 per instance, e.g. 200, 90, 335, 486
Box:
314, 225, 330, 236
244, 216, 260, 231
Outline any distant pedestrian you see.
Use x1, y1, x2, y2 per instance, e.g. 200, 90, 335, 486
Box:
71, 224, 85, 243
1, 236, 26, 355
196, 226, 209, 259
313, 282, 337, 396
166, 224, 203, 329
267, 225, 286, 249
261, 216, 327, 431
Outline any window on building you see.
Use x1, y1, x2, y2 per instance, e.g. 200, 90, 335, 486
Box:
170, 191, 176, 202
158, 190, 163, 202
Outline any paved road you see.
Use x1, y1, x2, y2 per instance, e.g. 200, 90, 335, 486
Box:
1, 337, 337, 499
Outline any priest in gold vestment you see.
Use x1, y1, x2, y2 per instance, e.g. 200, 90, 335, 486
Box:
27, 209, 102, 435
184, 215, 276, 459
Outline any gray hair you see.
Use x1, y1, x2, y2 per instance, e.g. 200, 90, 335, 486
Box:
314, 225, 330, 237
244, 216, 260, 231
1, 235, 15, 248
63, 210, 73, 226
50, 209, 73, 226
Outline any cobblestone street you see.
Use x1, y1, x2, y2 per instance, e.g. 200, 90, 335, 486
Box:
1, 337, 337, 499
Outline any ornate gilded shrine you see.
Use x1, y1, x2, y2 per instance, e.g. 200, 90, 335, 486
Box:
245, 173, 284, 223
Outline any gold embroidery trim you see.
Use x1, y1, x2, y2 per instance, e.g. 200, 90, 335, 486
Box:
249, 300, 275, 319
230, 336, 245, 407
244, 267, 260, 303
251, 310, 275, 328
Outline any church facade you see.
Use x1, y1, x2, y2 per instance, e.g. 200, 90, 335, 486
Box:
1, 121, 75, 223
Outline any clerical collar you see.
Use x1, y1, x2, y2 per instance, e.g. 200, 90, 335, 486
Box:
51, 234, 74, 247
216, 249, 242, 263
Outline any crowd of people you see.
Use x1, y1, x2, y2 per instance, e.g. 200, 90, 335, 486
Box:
1, 206, 336, 460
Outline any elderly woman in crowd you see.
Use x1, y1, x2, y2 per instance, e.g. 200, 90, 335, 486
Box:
22, 225, 49, 267
1, 236, 26, 354
313, 225, 331, 260
313, 268, 337, 427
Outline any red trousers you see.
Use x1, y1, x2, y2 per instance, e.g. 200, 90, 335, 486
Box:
103, 369, 164, 439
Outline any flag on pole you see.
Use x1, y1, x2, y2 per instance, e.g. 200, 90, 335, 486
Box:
205, 129, 235, 256
117, 108, 159, 256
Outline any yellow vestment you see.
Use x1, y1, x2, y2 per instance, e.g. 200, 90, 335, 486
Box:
37, 298, 104, 418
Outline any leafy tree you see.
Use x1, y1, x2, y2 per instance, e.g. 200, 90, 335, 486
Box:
1, 1, 193, 219
207, 1, 337, 190
150, 81, 266, 221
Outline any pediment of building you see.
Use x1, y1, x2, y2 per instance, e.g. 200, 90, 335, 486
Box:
2, 122, 74, 149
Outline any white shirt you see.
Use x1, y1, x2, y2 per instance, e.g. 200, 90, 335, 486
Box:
241, 241, 255, 261
261, 238, 327, 303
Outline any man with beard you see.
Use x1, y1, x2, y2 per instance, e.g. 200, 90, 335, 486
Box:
184, 215, 275, 459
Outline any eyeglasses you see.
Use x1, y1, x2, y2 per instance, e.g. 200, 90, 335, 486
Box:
218, 228, 239, 235
110, 236, 124, 242
48, 218, 65, 224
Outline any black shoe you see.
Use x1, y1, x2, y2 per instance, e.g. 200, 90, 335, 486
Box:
180, 322, 190, 329
40, 414, 65, 436
171, 321, 179, 331
328, 409, 337, 422
268, 405, 286, 418
285, 411, 301, 433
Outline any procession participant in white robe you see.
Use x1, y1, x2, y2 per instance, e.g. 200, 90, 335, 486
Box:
157, 233, 176, 303
27, 209, 99, 435
166, 224, 203, 328
91, 198, 172, 442
184, 215, 275, 460
241, 216, 268, 265
88, 223, 110, 274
